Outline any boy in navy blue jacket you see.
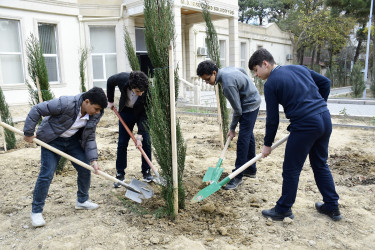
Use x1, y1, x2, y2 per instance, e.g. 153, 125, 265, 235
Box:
248, 48, 341, 221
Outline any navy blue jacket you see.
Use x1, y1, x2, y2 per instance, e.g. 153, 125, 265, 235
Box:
264, 65, 330, 146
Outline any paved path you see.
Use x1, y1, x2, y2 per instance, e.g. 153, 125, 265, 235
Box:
183, 87, 375, 117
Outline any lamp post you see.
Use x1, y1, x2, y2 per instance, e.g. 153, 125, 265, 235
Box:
363, 0, 373, 98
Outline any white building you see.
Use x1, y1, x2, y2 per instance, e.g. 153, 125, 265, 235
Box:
0, 0, 293, 105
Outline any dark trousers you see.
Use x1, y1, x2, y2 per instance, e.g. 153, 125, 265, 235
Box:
234, 108, 259, 178
32, 133, 91, 213
276, 111, 339, 213
116, 108, 151, 176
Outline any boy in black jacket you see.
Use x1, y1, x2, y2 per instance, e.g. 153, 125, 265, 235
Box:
107, 71, 153, 186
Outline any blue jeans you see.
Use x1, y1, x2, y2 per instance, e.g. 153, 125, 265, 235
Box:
116, 108, 151, 176
32, 133, 91, 213
234, 108, 259, 178
275, 111, 339, 213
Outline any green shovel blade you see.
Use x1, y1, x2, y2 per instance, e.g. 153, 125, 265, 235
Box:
191, 176, 231, 203
202, 159, 224, 183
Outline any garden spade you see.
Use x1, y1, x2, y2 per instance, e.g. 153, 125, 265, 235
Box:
191, 134, 289, 203
202, 136, 231, 183
0, 121, 153, 203
112, 107, 166, 186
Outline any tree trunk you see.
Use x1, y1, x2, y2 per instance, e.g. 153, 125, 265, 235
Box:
354, 39, 362, 64
316, 45, 321, 73
310, 46, 316, 69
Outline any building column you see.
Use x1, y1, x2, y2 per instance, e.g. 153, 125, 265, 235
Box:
229, 16, 239, 67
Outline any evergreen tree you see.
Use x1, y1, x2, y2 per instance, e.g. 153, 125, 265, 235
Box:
25, 34, 54, 105
123, 26, 140, 71
143, 0, 186, 218
0, 87, 16, 150
79, 48, 89, 92
350, 62, 366, 97
201, 1, 230, 144
25, 34, 67, 172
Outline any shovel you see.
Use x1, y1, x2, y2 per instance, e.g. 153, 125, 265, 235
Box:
191, 134, 290, 203
112, 107, 166, 186
202, 136, 231, 183
0, 121, 153, 203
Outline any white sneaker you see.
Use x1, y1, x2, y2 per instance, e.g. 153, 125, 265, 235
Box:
31, 213, 46, 227
75, 200, 99, 210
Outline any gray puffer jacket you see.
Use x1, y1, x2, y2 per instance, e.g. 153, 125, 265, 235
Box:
23, 93, 103, 162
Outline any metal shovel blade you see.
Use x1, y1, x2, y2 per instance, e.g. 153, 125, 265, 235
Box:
131, 178, 154, 199
153, 176, 167, 186
124, 178, 154, 203
191, 176, 231, 203
202, 166, 224, 183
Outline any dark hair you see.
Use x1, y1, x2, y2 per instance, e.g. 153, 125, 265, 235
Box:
196, 60, 219, 76
248, 48, 276, 70
128, 71, 149, 92
82, 87, 108, 109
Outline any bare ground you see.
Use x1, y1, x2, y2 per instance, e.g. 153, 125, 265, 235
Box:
0, 107, 374, 249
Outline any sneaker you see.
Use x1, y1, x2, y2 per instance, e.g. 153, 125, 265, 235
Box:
224, 177, 243, 190
315, 202, 342, 221
243, 169, 256, 178
262, 207, 295, 221
75, 200, 99, 210
113, 173, 125, 188
143, 170, 154, 183
31, 212, 46, 227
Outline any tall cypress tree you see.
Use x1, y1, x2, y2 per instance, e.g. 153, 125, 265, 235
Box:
0, 87, 16, 150
201, 1, 230, 144
123, 26, 141, 71
25, 34, 68, 172
25, 34, 54, 105
79, 48, 89, 92
143, 0, 186, 218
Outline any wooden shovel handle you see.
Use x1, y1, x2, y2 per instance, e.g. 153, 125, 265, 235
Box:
0, 121, 139, 192
228, 134, 290, 180
111, 107, 161, 179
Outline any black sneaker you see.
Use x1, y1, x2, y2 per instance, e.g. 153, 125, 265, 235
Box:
113, 173, 124, 188
143, 170, 154, 183
262, 207, 295, 221
315, 202, 342, 221
224, 177, 243, 190
243, 169, 256, 178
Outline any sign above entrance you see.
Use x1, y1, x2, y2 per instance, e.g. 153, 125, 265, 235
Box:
181, 0, 235, 16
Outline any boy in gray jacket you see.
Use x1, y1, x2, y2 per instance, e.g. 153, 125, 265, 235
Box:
197, 60, 261, 189
23, 87, 107, 227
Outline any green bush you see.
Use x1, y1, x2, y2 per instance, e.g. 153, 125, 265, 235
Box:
350, 63, 366, 98
0, 87, 16, 150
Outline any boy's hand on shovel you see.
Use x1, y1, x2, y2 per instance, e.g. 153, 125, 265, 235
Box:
262, 145, 272, 158
90, 160, 100, 174
24, 135, 36, 143
227, 130, 236, 140
135, 134, 143, 148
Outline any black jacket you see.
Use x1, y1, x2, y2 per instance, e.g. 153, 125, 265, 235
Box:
106, 72, 149, 134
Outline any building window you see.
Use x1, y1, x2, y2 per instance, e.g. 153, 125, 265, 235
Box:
0, 19, 24, 85
90, 26, 117, 88
257, 45, 263, 50
38, 23, 59, 83
241, 42, 246, 69
219, 40, 226, 67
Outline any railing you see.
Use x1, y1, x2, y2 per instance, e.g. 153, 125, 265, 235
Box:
178, 77, 216, 105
